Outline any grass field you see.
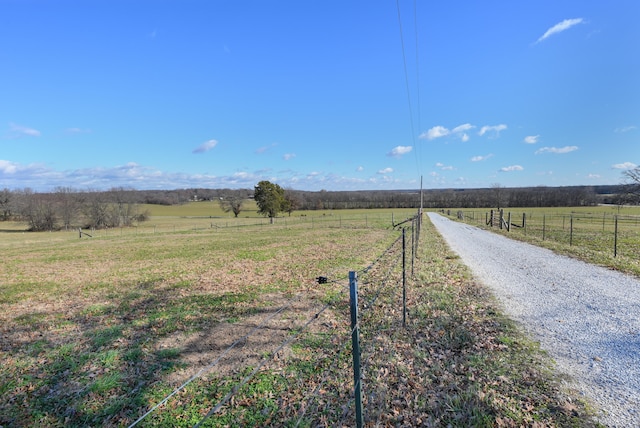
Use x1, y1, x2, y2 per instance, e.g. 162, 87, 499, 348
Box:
450, 205, 640, 277
1, 206, 602, 427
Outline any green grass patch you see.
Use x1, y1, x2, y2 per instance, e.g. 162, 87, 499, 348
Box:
0, 208, 605, 427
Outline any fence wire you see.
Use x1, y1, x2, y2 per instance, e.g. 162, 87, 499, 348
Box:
126, 213, 420, 427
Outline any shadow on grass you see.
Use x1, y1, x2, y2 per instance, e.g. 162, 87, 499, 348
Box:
0, 279, 290, 427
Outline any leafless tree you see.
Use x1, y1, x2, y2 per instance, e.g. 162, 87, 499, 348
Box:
621, 167, 640, 204
55, 187, 82, 230
0, 188, 12, 220
218, 193, 244, 217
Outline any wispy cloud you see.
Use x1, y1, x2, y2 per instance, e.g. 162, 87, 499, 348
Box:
420, 123, 475, 141
255, 143, 277, 154
471, 154, 493, 162
536, 18, 585, 43
499, 165, 523, 172
452, 123, 474, 134
283, 153, 296, 161
614, 126, 637, 133
356, 166, 364, 172
535, 146, 578, 154
8, 123, 41, 138
478, 124, 507, 137
377, 167, 393, 174
435, 162, 454, 171
587, 174, 601, 179
192, 139, 218, 154
65, 127, 92, 135
387, 145, 413, 158
452, 123, 474, 142
523, 135, 539, 144
612, 162, 637, 170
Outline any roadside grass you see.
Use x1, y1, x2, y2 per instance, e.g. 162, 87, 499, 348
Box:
0, 209, 603, 426
449, 206, 640, 277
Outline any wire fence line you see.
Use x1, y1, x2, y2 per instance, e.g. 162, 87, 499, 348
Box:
127, 213, 421, 427
452, 209, 640, 258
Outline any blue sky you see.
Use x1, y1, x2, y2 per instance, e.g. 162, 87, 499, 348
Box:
1, 0, 638, 191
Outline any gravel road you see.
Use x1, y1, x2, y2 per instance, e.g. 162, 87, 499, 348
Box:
428, 213, 640, 427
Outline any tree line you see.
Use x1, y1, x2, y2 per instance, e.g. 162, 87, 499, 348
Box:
0, 187, 149, 231
2, 169, 639, 230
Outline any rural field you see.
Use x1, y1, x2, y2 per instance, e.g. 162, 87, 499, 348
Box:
449, 205, 640, 277
1, 203, 603, 427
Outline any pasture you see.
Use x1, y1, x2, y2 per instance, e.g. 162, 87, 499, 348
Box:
1, 206, 599, 426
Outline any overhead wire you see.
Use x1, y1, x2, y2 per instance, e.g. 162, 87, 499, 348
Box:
395, 0, 423, 177
413, 0, 423, 168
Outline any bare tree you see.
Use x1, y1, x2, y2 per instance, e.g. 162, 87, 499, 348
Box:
55, 187, 82, 230
16, 189, 57, 231
0, 188, 12, 220
491, 183, 504, 210
621, 167, 640, 204
218, 193, 244, 217
83, 191, 110, 228
108, 187, 141, 227
283, 189, 300, 216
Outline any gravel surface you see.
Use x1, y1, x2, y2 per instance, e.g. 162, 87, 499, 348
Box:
428, 213, 640, 427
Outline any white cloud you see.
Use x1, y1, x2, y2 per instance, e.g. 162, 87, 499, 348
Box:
377, 167, 393, 174
420, 123, 475, 141
536, 18, 585, 43
612, 162, 637, 170
478, 124, 507, 137
499, 165, 523, 172
420, 125, 450, 140
452, 123, 474, 134
192, 139, 218, 154
471, 154, 493, 162
524, 135, 539, 144
387, 145, 413, 158
615, 126, 637, 133
8, 123, 41, 137
434, 162, 454, 170
356, 166, 364, 172
535, 146, 578, 154
283, 153, 296, 161
0, 159, 20, 174
587, 174, 601, 179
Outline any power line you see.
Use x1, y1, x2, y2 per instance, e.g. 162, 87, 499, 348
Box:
396, 0, 421, 176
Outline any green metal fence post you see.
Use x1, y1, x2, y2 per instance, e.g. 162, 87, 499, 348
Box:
349, 271, 363, 428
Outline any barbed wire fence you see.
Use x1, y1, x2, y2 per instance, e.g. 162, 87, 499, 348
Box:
126, 212, 422, 427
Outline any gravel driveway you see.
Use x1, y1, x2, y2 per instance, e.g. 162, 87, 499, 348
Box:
428, 213, 640, 427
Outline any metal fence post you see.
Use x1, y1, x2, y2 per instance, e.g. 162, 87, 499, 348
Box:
402, 228, 407, 328
614, 215, 618, 258
349, 271, 363, 428
570, 215, 573, 246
